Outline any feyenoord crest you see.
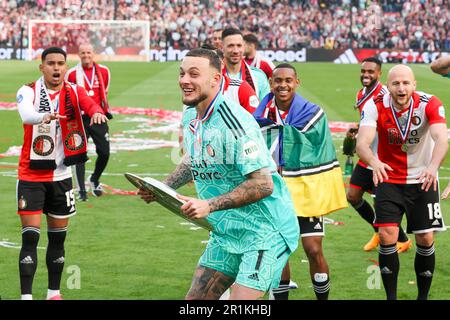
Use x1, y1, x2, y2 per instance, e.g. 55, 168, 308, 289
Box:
206, 144, 215, 157
18, 196, 27, 210
412, 115, 421, 126
88, 90, 95, 96
32, 136, 55, 156
64, 131, 85, 151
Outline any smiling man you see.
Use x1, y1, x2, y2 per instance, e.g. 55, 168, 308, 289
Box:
15, 47, 107, 300
221, 28, 270, 100
138, 48, 299, 300
347, 57, 411, 253
356, 64, 448, 300
67, 43, 112, 201
254, 64, 347, 300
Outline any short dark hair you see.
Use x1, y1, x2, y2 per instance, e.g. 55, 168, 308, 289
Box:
41, 47, 67, 61
200, 43, 224, 60
243, 34, 259, 48
273, 63, 297, 76
185, 48, 222, 72
221, 27, 243, 40
362, 56, 382, 69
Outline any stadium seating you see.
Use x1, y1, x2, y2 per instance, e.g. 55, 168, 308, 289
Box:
0, 0, 448, 51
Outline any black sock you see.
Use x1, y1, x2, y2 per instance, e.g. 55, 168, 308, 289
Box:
379, 243, 399, 300
46, 227, 67, 290
352, 200, 378, 232
19, 227, 40, 295
75, 163, 86, 192
271, 280, 289, 300
415, 243, 435, 300
397, 227, 409, 242
312, 273, 330, 300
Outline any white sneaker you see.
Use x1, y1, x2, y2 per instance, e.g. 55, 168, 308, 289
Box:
88, 175, 103, 197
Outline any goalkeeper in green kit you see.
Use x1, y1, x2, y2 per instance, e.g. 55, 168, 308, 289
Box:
138, 48, 299, 300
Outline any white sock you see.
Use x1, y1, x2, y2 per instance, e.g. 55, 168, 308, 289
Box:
47, 289, 60, 299
21, 294, 33, 300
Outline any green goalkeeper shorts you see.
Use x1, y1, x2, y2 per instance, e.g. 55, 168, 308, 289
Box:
198, 233, 291, 292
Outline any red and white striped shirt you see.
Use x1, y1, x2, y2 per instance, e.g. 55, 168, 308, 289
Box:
245, 53, 275, 80
360, 91, 446, 184
66, 64, 110, 108
17, 82, 102, 182
356, 82, 387, 168
222, 76, 259, 114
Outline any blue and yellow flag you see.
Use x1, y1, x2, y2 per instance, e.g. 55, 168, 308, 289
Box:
254, 93, 347, 217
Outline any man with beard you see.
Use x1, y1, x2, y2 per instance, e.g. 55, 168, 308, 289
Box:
357, 64, 448, 300
202, 43, 259, 113
347, 57, 411, 253
178, 44, 259, 156
221, 28, 270, 100
138, 48, 299, 299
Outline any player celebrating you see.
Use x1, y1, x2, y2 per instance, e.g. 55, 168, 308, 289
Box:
178, 45, 259, 155
67, 43, 112, 201
244, 33, 275, 80
202, 44, 260, 113
16, 47, 107, 300
347, 57, 411, 252
254, 64, 347, 300
221, 28, 270, 100
357, 65, 448, 300
139, 48, 299, 300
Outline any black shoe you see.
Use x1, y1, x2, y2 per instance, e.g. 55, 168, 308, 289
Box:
88, 175, 103, 197
77, 191, 88, 202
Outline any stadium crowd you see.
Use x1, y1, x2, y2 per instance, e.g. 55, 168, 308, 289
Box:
0, 0, 448, 51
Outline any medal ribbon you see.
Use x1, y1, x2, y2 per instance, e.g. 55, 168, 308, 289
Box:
389, 96, 414, 145
189, 91, 219, 155
355, 81, 380, 109
83, 65, 96, 90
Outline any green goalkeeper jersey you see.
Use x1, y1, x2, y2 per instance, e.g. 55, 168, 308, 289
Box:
181, 92, 299, 254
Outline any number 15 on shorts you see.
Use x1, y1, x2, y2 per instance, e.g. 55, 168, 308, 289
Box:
66, 190, 75, 213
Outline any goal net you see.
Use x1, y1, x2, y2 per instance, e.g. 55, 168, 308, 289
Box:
28, 20, 150, 62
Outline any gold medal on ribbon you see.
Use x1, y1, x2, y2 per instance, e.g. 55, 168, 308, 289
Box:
390, 96, 414, 155
83, 65, 96, 97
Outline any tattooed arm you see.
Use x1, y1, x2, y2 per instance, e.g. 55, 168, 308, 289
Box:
138, 154, 192, 203
208, 168, 273, 212
177, 168, 273, 219
163, 154, 193, 190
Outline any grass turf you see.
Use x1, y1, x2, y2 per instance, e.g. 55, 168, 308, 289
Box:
0, 60, 449, 300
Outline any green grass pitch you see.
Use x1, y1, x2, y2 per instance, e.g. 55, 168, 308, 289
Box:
0, 60, 449, 300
